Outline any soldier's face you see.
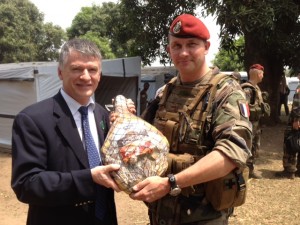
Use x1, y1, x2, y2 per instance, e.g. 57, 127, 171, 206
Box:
258, 71, 264, 82
167, 36, 210, 81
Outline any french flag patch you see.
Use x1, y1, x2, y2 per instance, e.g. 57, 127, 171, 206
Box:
238, 100, 250, 118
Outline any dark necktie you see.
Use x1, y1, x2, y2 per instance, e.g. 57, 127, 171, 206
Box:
79, 106, 106, 220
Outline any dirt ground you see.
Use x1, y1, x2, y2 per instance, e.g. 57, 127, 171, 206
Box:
1, 115, 300, 225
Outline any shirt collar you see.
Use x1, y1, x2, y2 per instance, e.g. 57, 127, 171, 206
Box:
60, 89, 95, 116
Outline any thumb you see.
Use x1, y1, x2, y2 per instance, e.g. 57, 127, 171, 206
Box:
105, 163, 120, 172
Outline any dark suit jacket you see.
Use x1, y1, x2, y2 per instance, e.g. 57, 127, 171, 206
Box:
11, 92, 117, 225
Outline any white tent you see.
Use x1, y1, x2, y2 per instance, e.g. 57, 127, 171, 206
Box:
0, 57, 141, 149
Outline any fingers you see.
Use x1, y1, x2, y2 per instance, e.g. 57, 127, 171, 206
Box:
109, 112, 119, 124
126, 98, 136, 114
91, 164, 121, 191
132, 178, 148, 192
130, 188, 158, 203
130, 176, 169, 203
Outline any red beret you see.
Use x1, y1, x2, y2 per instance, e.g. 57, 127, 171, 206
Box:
169, 14, 210, 40
250, 64, 264, 71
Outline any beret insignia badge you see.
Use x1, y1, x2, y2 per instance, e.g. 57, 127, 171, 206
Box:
173, 21, 181, 34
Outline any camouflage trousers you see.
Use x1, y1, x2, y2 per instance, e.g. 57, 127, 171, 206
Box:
148, 195, 231, 225
283, 143, 300, 173
149, 210, 229, 225
181, 211, 229, 225
247, 121, 261, 170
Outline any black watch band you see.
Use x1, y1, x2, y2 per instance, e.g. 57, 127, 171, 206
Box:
167, 174, 181, 196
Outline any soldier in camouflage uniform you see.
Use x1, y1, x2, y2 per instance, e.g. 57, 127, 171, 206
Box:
276, 73, 300, 179
129, 14, 252, 225
241, 64, 270, 179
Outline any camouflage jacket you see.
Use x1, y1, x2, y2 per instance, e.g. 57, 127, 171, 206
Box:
241, 82, 270, 122
142, 71, 252, 168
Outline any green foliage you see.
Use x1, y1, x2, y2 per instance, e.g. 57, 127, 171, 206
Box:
67, 3, 122, 59
80, 31, 116, 59
37, 23, 67, 61
0, 0, 43, 62
213, 36, 245, 71
0, 0, 66, 63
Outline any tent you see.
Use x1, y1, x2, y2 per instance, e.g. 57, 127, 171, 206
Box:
0, 57, 141, 149
140, 66, 177, 102
95, 57, 141, 112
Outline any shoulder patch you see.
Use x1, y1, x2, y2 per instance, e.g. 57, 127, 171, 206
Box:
238, 99, 250, 118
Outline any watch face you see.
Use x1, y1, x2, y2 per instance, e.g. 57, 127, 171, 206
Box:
170, 187, 181, 196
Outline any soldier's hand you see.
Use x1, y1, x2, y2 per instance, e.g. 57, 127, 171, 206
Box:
292, 121, 300, 130
130, 176, 170, 203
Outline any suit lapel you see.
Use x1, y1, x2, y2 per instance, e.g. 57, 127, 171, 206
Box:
53, 93, 89, 168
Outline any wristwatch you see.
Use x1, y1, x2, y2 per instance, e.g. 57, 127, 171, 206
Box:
167, 174, 181, 196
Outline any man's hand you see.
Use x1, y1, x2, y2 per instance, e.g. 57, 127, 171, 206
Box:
109, 98, 136, 124
126, 98, 136, 114
129, 176, 170, 203
292, 120, 300, 130
91, 164, 121, 192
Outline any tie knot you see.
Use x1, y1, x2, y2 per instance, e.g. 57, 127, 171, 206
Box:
79, 106, 89, 116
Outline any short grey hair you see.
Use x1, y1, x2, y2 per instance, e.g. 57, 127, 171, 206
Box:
58, 38, 102, 69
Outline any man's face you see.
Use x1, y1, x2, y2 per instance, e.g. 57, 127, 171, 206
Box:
258, 71, 264, 83
58, 50, 101, 105
167, 36, 209, 81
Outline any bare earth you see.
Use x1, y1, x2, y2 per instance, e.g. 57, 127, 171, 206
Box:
1, 116, 300, 225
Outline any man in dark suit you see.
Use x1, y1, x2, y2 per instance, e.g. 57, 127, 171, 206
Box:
11, 39, 131, 225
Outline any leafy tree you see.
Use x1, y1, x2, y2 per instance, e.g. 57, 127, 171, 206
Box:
213, 36, 245, 71
198, 0, 300, 123
37, 23, 67, 61
0, 0, 66, 63
80, 31, 116, 59
0, 0, 43, 62
67, 3, 122, 59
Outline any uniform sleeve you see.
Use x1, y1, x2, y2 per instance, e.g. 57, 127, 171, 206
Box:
211, 79, 252, 168
242, 87, 255, 105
